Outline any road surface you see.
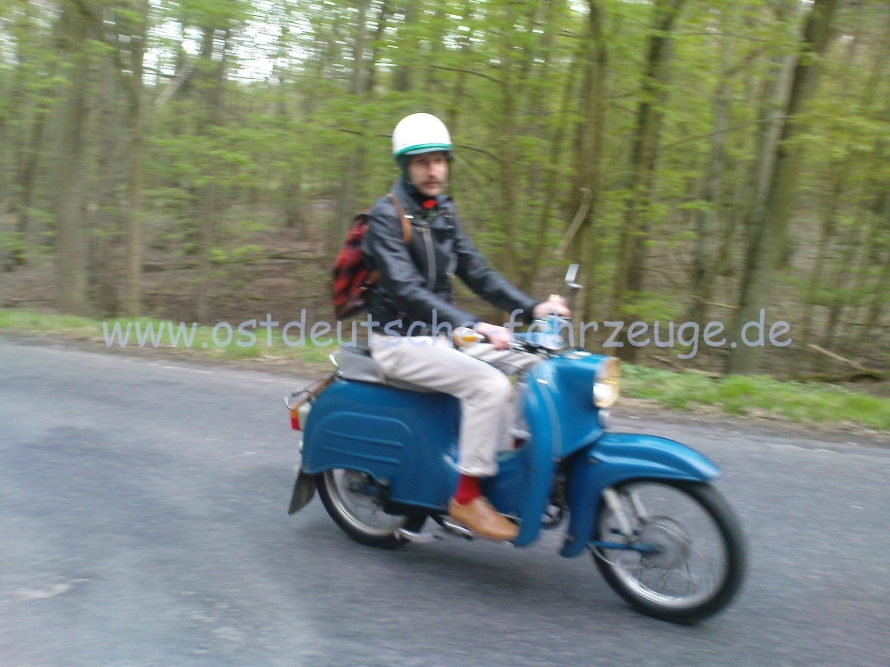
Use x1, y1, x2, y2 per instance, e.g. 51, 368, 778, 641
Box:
1, 338, 888, 666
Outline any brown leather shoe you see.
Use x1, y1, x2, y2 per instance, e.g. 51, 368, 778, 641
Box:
448, 497, 519, 542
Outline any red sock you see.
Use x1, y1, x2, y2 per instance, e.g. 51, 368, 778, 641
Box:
453, 474, 482, 505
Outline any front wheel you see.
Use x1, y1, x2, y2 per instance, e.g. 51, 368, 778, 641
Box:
592, 480, 746, 624
316, 469, 426, 549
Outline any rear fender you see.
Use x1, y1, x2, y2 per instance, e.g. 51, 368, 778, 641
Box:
300, 379, 461, 512
560, 432, 721, 557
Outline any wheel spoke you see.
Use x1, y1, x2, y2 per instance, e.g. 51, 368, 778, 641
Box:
324, 469, 407, 537
628, 489, 648, 522
593, 481, 735, 613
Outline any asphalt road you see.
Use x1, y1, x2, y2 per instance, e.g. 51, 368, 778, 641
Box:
1, 337, 889, 667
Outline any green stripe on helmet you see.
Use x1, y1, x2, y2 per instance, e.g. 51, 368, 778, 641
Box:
394, 142, 453, 158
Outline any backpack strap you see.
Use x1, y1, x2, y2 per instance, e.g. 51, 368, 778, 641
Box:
387, 193, 413, 244
359, 194, 410, 292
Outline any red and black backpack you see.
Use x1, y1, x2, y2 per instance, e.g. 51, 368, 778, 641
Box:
332, 194, 412, 320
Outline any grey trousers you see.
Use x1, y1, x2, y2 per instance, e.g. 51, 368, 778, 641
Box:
370, 335, 541, 477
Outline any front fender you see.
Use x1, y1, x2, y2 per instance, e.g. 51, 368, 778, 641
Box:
560, 432, 721, 558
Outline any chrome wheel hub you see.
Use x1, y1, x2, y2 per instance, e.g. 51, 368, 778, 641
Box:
638, 519, 690, 570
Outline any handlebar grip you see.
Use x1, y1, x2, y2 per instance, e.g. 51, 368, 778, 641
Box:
453, 327, 484, 348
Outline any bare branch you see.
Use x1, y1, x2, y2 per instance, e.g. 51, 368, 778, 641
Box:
154, 61, 196, 107
660, 118, 772, 152
454, 143, 504, 164
554, 188, 593, 258
432, 65, 503, 85
807, 344, 888, 380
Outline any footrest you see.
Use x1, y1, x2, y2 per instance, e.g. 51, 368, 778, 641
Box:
439, 517, 476, 540
395, 528, 440, 543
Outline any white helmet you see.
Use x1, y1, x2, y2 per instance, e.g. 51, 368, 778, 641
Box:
392, 113, 452, 159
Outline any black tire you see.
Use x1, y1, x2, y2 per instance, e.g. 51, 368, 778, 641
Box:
593, 480, 746, 624
316, 469, 426, 549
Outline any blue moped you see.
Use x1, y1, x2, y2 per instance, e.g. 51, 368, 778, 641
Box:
285, 266, 746, 624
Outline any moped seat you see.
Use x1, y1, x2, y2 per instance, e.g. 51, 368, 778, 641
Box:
336, 347, 438, 394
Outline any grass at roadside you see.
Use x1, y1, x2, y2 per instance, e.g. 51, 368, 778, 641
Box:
621, 364, 890, 431
2, 308, 888, 432
0, 308, 332, 368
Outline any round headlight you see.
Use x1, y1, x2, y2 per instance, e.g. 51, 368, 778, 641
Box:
594, 357, 621, 408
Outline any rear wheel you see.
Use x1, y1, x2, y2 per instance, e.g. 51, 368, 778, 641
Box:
592, 480, 746, 624
316, 469, 426, 549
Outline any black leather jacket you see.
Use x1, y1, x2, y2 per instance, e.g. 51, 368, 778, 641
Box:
362, 179, 538, 333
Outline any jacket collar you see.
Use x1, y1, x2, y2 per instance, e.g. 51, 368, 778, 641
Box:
391, 178, 453, 218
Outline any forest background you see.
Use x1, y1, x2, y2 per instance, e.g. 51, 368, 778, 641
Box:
0, 0, 888, 387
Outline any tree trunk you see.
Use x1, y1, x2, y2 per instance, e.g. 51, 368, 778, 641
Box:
284, 162, 304, 233
92, 51, 120, 316
9, 96, 50, 269
518, 45, 580, 293
573, 0, 608, 324
196, 27, 229, 324
426, 0, 448, 97
365, 1, 390, 96
713, 137, 751, 281
1, 4, 32, 213
123, 0, 149, 316
498, 4, 520, 283
279, 73, 304, 235
611, 0, 687, 361
329, 1, 376, 257
6, 3, 53, 269
834, 9, 890, 349
689, 29, 733, 329
352, 0, 369, 96
853, 236, 890, 352
727, 0, 840, 375
742, 54, 796, 265
839, 214, 885, 352
445, 0, 475, 141
54, 2, 92, 315
800, 169, 845, 342
854, 141, 890, 351
394, 2, 416, 93
821, 220, 863, 350
332, 148, 364, 256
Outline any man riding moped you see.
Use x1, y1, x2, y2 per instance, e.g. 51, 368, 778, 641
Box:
287, 113, 747, 624
362, 113, 568, 541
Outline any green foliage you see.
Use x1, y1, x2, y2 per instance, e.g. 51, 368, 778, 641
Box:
0, 231, 26, 267
1, 0, 889, 376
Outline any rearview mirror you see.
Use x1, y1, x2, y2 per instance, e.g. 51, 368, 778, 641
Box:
564, 264, 581, 298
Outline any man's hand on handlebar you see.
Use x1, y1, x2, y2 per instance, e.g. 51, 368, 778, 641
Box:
473, 297, 571, 350
475, 323, 512, 350
533, 296, 571, 319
